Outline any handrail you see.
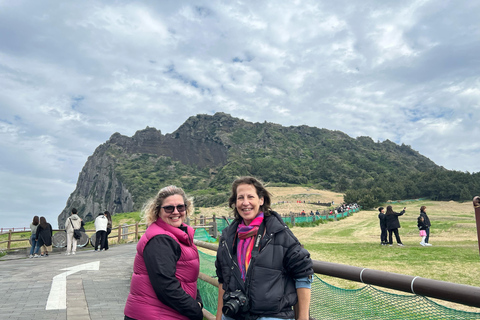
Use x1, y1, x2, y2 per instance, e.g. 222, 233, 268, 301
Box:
193, 240, 480, 309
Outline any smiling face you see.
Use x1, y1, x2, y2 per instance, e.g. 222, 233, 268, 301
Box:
235, 183, 264, 225
158, 194, 186, 228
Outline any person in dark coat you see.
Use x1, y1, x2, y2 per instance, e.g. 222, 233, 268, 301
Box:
419, 206, 432, 246
36, 216, 53, 256
215, 176, 313, 320
385, 205, 406, 247
378, 207, 387, 245
104, 211, 113, 250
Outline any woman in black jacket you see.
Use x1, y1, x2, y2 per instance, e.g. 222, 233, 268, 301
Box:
215, 176, 313, 320
419, 206, 432, 246
36, 216, 53, 256
385, 205, 406, 247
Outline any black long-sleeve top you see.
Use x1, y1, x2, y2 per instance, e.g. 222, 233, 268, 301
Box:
36, 223, 53, 246
143, 234, 203, 320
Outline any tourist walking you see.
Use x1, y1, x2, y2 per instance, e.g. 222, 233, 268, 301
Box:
385, 206, 406, 246
94, 212, 108, 251
29, 215, 40, 258
36, 216, 53, 256
378, 207, 387, 245
419, 206, 432, 246
124, 185, 203, 320
65, 208, 82, 255
215, 176, 313, 320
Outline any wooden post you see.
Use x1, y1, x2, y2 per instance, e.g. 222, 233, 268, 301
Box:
7, 230, 12, 250
117, 225, 122, 243
212, 214, 218, 239
473, 196, 480, 258
135, 222, 139, 242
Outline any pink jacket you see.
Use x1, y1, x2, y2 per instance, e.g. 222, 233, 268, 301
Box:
124, 219, 200, 320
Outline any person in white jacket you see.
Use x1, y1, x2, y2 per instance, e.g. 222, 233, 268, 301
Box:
94, 212, 108, 251
65, 208, 83, 255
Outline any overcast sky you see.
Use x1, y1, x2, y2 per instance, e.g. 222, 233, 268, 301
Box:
1, 0, 479, 229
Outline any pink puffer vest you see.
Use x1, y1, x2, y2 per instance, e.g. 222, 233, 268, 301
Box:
124, 219, 199, 320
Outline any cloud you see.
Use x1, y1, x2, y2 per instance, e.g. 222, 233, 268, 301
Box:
1, 0, 480, 228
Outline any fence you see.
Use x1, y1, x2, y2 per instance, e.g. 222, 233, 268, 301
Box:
0, 209, 359, 251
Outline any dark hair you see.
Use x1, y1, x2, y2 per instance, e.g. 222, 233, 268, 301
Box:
378, 207, 384, 213
39, 216, 47, 228
72, 208, 77, 214
385, 205, 394, 215
420, 206, 426, 212
228, 176, 272, 220
104, 211, 112, 222
32, 216, 39, 226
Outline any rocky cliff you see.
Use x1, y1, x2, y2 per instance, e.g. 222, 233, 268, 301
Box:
58, 112, 443, 228
58, 113, 235, 227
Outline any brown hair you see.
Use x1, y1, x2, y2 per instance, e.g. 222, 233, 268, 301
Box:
142, 185, 192, 227
39, 216, 48, 229
420, 206, 427, 212
32, 216, 39, 226
228, 176, 272, 220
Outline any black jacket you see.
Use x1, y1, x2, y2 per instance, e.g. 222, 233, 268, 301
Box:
419, 211, 431, 228
385, 210, 405, 230
378, 213, 387, 229
215, 211, 313, 319
417, 215, 428, 230
36, 223, 53, 246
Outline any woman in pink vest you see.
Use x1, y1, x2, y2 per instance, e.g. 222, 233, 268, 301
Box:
124, 186, 203, 320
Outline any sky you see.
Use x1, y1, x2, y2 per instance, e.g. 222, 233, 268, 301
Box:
1, 0, 480, 229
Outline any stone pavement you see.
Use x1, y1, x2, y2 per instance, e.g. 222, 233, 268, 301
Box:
0, 243, 136, 320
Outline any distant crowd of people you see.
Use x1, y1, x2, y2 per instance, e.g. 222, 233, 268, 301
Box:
299, 203, 359, 216
28, 209, 113, 258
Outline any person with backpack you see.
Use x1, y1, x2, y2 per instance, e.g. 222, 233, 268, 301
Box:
419, 206, 432, 246
65, 208, 82, 255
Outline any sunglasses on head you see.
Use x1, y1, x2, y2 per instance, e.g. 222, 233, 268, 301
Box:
161, 204, 187, 213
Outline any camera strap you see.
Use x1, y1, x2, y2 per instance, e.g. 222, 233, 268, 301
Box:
250, 221, 265, 259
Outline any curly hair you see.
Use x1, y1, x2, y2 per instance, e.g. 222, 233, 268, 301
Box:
228, 176, 272, 220
142, 185, 192, 227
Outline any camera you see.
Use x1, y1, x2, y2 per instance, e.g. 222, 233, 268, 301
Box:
222, 290, 248, 317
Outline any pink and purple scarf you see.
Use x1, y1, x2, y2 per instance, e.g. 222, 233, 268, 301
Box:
236, 212, 264, 281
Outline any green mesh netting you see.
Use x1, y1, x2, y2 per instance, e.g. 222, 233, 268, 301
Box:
197, 251, 480, 319
194, 228, 217, 242
216, 218, 234, 235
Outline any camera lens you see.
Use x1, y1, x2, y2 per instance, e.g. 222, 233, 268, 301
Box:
222, 300, 240, 317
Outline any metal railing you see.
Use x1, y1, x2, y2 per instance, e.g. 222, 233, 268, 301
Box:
193, 240, 480, 309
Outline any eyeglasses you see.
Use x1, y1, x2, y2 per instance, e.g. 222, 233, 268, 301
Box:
161, 204, 187, 213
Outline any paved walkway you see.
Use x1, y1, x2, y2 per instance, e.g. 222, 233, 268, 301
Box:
0, 243, 136, 320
